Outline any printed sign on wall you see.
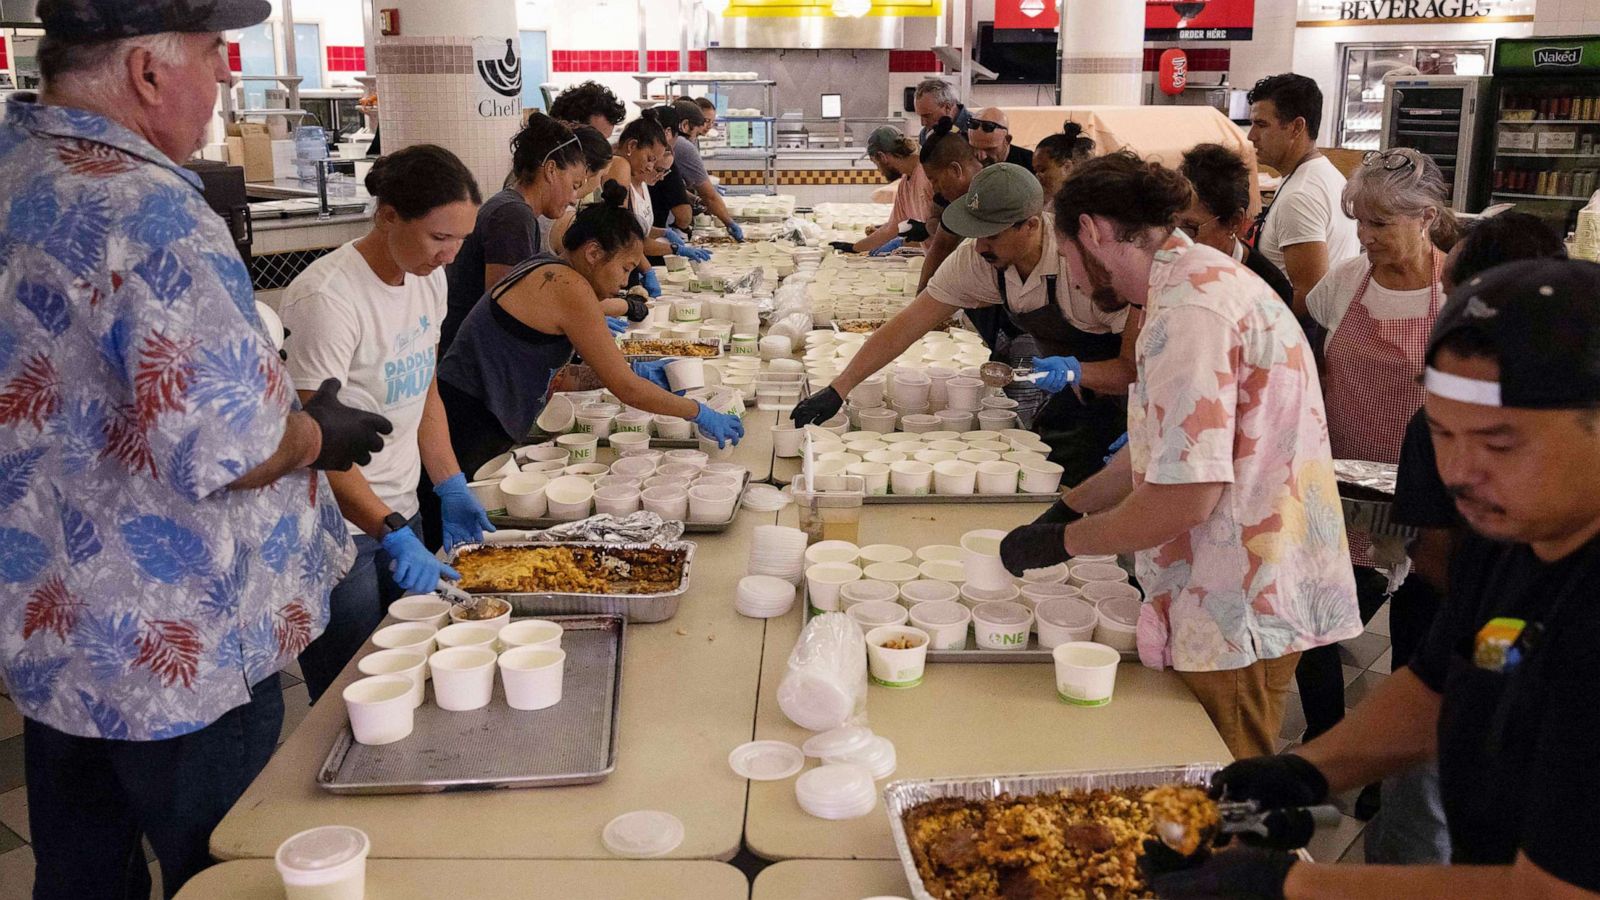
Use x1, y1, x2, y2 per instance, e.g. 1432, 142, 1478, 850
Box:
1145, 0, 1255, 41
473, 36, 523, 119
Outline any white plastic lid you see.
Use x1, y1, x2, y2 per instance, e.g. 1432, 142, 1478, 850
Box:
275, 825, 369, 873
909, 600, 969, 627
778, 671, 856, 732
801, 724, 875, 759
1036, 598, 1098, 629
972, 600, 1032, 626
1099, 596, 1142, 628
1021, 582, 1081, 601
728, 740, 806, 781
795, 763, 875, 806
602, 810, 685, 858
840, 580, 899, 604
824, 735, 897, 780
847, 601, 906, 628
740, 575, 796, 602
1022, 563, 1069, 584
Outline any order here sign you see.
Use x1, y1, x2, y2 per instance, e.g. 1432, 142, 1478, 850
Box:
1145, 0, 1255, 41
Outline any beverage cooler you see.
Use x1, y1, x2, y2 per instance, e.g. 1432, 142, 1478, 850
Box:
1485, 35, 1600, 238
1380, 76, 1492, 212
1337, 42, 1491, 151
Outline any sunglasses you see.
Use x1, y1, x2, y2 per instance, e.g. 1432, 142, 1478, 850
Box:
1361, 149, 1417, 172
972, 120, 1008, 134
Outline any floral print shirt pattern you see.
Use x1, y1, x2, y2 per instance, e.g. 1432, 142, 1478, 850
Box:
1129, 233, 1360, 672
0, 96, 351, 740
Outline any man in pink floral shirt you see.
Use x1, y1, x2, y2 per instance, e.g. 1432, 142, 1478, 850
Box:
1001, 152, 1359, 758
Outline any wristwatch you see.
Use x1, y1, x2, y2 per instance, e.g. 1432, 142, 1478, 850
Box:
379, 511, 408, 538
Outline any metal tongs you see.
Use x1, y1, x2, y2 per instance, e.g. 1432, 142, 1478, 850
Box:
978, 360, 1083, 402
1157, 800, 1343, 854
435, 578, 481, 611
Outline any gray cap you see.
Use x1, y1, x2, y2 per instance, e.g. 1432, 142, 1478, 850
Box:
38, 0, 270, 41
865, 126, 906, 156
940, 163, 1044, 239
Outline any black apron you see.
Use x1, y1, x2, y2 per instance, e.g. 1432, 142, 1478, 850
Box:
1434, 549, 1589, 865
996, 270, 1127, 487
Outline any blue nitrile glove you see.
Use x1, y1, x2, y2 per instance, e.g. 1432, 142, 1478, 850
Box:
664, 226, 689, 249
632, 358, 674, 392
607, 315, 629, 335
694, 402, 745, 448
1032, 356, 1082, 395
1105, 432, 1129, 464
869, 237, 904, 257
682, 245, 713, 262
726, 220, 745, 242
434, 473, 494, 551
382, 526, 463, 595
639, 268, 662, 297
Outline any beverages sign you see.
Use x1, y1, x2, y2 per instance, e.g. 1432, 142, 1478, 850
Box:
1145, 0, 1255, 42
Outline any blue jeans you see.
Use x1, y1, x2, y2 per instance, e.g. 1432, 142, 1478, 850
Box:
24, 673, 283, 900
297, 517, 416, 702
1366, 761, 1452, 864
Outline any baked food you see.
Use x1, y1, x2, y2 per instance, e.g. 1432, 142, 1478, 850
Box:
903, 784, 1216, 899
453, 545, 687, 595
619, 339, 719, 358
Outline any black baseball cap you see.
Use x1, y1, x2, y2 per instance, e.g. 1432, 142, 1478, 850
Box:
38, 0, 270, 41
1426, 258, 1600, 409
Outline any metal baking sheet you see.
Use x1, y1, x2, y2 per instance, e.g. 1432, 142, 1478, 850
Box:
448, 540, 694, 624
317, 614, 624, 795
884, 764, 1225, 900
863, 492, 1059, 505
488, 472, 752, 534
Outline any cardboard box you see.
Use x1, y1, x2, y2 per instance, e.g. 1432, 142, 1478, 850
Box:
226, 122, 274, 183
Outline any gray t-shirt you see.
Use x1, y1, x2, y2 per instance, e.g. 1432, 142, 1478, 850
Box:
673, 135, 709, 190
443, 188, 541, 353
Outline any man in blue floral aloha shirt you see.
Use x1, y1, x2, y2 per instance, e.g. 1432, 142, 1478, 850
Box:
0, 1, 392, 896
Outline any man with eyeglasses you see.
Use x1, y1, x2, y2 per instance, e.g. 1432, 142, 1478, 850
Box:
968, 107, 1034, 172
1178, 143, 1294, 306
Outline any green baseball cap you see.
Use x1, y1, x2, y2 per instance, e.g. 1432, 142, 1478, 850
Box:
941, 163, 1044, 239
865, 126, 906, 156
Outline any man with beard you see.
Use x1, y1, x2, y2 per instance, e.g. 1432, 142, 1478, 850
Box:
998, 152, 1359, 760
829, 127, 932, 255
793, 164, 1137, 488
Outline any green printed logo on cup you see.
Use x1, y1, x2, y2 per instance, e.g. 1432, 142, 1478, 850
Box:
871, 673, 924, 689
996, 631, 1028, 647
1057, 690, 1111, 707
616, 422, 646, 433
572, 421, 593, 434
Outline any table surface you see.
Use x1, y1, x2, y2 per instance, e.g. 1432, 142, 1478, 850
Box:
743, 501, 1233, 861
176, 859, 748, 899
752, 859, 913, 900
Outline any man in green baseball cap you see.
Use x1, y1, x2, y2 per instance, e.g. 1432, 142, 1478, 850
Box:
796, 162, 1138, 490
829, 126, 933, 255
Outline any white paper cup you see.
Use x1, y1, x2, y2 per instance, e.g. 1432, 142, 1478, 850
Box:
594, 485, 643, 517
276, 826, 369, 900
972, 600, 1034, 650
909, 598, 972, 649
918, 559, 967, 585
613, 411, 654, 434
899, 579, 961, 607
1019, 459, 1065, 494
357, 649, 427, 709
899, 413, 941, 434
844, 461, 890, 496
562, 463, 610, 483
806, 562, 863, 612
1053, 641, 1121, 706
731, 333, 760, 356
698, 432, 736, 460
665, 358, 707, 392
466, 479, 506, 515
1070, 562, 1130, 588
556, 433, 599, 464
932, 460, 978, 495
865, 625, 930, 688
473, 451, 519, 482
499, 646, 566, 711
1094, 596, 1142, 652
610, 456, 658, 480
498, 619, 564, 650
447, 597, 511, 632
805, 540, 860, 565
342, 675, 415, 745
608, 431, 651, 454
961, 582, 1022, 610
575, 410, 617, 439
516, 445, 570, 465
500, 472, 550, 519
434, 622, 498, 652
960, 529, 1013, 590
688, 483, 740, 522
840, 579, 900, 610
956, 449, 1000, 465
773, 424, 805, 458
429, 646, 497, 711
386, 595, 451, 629
1081, 581, 1143, 605
671, 297, 704, 322
944, 376, 984, 411
654, 415, 694, 440
862, 562, 920, 590
889, 460, 933, 496
936, 409, 975, 432
857, 408, 898, 434
523, 459, 570, 476
371, 622, 437, 656
1035, 596, 1100, 649
641, 486, 689, 519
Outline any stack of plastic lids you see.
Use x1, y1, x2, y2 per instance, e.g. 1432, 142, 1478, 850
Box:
601, 810, 685, 858
736, 575, 797, 619
803, 725, 898, 781
749, 525, 809, 584
741, 483, 792, 512
795, 763, 878, 820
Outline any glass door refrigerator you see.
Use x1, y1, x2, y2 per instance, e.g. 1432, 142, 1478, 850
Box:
1337, 42, 1492, 151
1380, 76, 1493, 211
1485, 35, 1600, 239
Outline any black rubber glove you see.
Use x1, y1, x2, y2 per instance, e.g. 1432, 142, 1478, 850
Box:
302, 378, 393, 471
790, 386, 843, 427
828, 240, 858, 254
1209, 754, 1330, 808
1141, 840, 1296, 900
999, 523, 1069, 576
1031, 499, 1084, 526
901, 219, 931, 243
624, 294, 650, 322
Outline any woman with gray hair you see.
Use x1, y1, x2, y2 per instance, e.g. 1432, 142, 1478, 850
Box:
1296, 147, 1457, 748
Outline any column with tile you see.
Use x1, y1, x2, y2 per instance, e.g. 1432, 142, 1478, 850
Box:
1059, 0, 1145, 106
371, 0, 522, 197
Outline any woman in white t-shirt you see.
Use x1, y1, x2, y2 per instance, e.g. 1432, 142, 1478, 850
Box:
280, 145, 492, 702
1299, 146, 1458, 742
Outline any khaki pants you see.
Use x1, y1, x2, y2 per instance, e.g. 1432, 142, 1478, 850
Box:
1177, 652, 1303, 760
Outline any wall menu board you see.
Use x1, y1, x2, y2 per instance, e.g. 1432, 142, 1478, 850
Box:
1145, 0, 1256, 41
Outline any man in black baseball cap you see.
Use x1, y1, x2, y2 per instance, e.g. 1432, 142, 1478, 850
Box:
1144, 258, 1600, 899
37, 0, 270, 41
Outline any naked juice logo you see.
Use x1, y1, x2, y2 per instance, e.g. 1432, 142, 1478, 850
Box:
1534, 47, 1583, 67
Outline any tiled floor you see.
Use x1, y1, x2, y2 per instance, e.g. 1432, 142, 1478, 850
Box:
0, 613, 1395, 897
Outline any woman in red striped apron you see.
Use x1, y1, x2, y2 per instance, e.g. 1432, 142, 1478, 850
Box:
1304, 146, 1459, 862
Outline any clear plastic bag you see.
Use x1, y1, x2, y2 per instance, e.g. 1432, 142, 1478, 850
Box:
777, 612, 869, 732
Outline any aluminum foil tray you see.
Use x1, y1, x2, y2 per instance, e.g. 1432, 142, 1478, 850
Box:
862, 492, 1059, 505
489, 473, 751, 534
317, 614, 624, 795
884, 764, 1225, 900
447, 540, 695, 624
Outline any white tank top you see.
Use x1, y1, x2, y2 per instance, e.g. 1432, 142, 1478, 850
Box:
630, 181, 653, 234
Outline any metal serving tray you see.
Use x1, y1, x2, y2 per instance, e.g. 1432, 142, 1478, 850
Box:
488, 472, 752, 534
448, 540, 695, 624
317, 614, 625, 795
884, 764, 1225, 900
863, 492, 1059, 505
